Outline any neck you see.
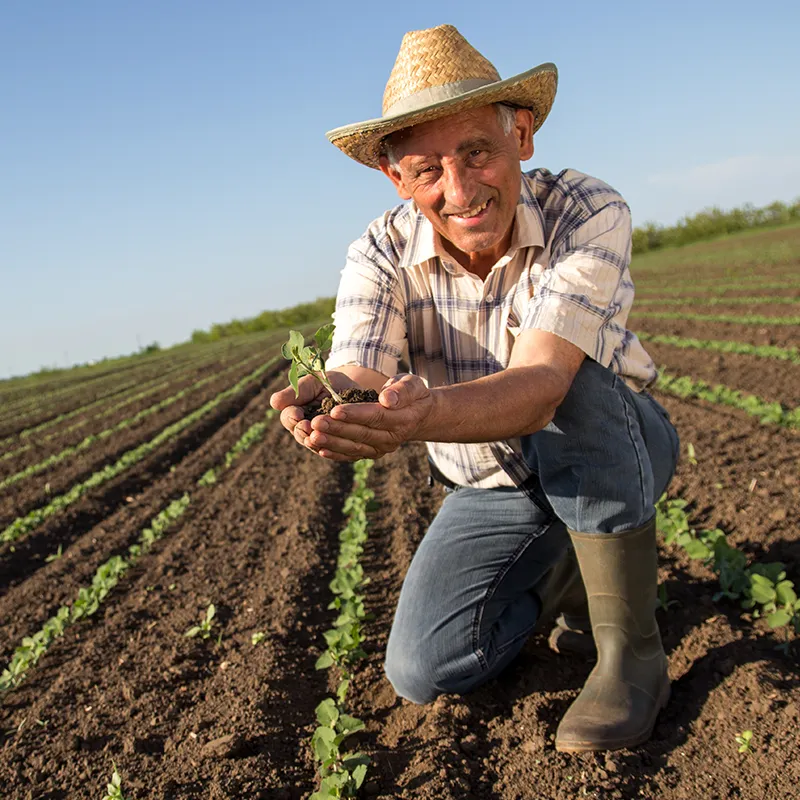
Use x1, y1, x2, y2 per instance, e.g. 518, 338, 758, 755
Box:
441, 223, 514, 280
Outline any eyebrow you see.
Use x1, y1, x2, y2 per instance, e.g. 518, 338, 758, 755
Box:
406, 137, 497, 169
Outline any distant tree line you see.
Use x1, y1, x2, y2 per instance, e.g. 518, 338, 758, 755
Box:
190, 297, 335, 343
632, 197, 800, 254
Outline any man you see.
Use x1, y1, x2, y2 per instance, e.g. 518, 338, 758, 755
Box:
270, 24, 679, 753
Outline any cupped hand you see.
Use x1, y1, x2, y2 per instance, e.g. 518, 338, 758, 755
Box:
307, 373, 433, 462
270, 373, 356, 452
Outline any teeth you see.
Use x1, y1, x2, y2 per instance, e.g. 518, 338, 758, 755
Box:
454, 200, 488, 219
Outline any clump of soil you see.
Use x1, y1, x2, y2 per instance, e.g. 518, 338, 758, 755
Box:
305, 387, 379, 419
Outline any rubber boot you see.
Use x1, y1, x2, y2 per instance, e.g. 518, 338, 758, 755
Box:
555, 519, 670, 752
536, 548, 597, 658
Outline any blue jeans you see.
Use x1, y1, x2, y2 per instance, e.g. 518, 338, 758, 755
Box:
385, 359, 679, 704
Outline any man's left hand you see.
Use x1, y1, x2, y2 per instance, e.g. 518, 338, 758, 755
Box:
306, 374, 432, 462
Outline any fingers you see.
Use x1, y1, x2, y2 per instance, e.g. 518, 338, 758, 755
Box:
307, 422, 394, 460
269, 374, 320, 411
378, 373, 425, 410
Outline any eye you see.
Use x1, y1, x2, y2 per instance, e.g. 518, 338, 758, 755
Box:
469, 149, 483, 158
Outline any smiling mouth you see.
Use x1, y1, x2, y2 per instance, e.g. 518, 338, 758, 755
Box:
449, 198, 491, 220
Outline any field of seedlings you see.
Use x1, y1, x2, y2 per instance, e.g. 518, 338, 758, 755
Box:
1, 224, 799, 800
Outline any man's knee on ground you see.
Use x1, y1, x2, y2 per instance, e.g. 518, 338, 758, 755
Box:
384, 638, 484, 706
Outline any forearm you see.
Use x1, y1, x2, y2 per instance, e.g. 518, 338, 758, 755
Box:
415, 365, 567, 443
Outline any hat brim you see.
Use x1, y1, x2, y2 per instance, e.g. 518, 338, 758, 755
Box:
326, 62, 558, 169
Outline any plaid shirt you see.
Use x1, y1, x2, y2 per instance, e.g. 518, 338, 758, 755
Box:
328, 168, 657, 488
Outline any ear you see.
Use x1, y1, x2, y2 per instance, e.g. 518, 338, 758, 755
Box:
514, 108, 535, 161
378, 156, 413, 201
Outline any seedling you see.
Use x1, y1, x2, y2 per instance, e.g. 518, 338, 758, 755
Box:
45, 544, 63, 563
251, 631, 266, 645
102, 764, 128, 800
185, 603, 216, 640
686, 442, 698, 465
735, 729, 753, 753
282, 324, 344, 404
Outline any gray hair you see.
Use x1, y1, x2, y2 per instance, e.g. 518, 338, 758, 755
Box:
382, 102, 519, 168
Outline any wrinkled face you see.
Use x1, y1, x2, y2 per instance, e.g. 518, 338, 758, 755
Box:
379, 105, 534, 267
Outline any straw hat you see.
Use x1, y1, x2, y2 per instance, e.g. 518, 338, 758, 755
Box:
326, 24, 558, 169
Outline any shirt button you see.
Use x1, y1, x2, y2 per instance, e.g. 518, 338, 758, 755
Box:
485, 293, 494, 303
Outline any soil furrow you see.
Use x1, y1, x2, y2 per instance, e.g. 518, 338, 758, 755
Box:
632, 317, 800, 350
0, 354, 274, 527
0, 361, 284, 596
644, 341, 800, 407
0, 372, 288, 660
0, 418, 352, 798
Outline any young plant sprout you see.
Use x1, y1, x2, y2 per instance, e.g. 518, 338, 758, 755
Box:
102, 764, 128, 800
282, 324, 344, 404
735, 729, 753, 753
185, 603, 216, 640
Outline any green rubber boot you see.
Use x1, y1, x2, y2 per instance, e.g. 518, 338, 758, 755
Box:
555, 519, 670, 752
537, 548, 597, 658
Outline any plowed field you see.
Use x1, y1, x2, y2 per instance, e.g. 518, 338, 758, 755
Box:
1, 226, 798, 800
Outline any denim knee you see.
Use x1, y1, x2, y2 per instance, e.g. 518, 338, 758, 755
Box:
384, 632, 486, 705
384, 645, 441, 705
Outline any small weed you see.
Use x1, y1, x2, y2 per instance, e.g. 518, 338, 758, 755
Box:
185, 604, 216, 640
45, 544, 63, 563
735, 729, 753, 753
251, 632, 266, 645
102, 763, 127, 800
686, 443, 697, 465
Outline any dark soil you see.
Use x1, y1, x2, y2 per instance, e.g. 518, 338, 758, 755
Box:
0, 354, 275, 529
644, 340, 800, 407
0, 320, 799, 798
631, 317, 800, 350
306, 388, 380, 419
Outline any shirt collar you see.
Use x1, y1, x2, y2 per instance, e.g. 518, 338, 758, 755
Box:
397, 172, 546, 271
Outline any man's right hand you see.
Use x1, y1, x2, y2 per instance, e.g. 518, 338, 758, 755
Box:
269, 371, 357, 451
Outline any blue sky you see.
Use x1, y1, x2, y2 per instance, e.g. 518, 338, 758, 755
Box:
2, 0, 799, 378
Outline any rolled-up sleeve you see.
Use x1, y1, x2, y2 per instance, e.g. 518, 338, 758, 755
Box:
521, 201, 633, 367
327, 234, 407, 377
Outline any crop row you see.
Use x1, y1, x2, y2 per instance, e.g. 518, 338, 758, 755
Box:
636, 277, 800, 298
310, 458, 375, 799
655, 370, 799, 428
632, 311, 800, 326
0, 336, 270, 448
0, 355, 280, 545
0, 349, 266, 492
0, 407, 281, 693
636, 295, 799, 308
657, 494, 799, 649
637, 333, 800, 364
0, 343, 203, 424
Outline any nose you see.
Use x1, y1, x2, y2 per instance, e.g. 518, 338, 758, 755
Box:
441, 161, 477, 212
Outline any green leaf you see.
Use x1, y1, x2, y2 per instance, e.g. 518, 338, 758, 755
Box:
775, 580, 798, 606
288, 360, 300, 397
749, 574, 777, 604
315, 651, 335, 670
312, 725, 336, 761
315, 698, 339, 727
351, 763, 368, 789
289, 330, 305, 352
336, 713, 365, 735
315, 323, 335, 351
767, 609, 792, 628
281, 342, 293, 360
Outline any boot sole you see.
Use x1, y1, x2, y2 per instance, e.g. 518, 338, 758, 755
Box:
555, 680, 671, 753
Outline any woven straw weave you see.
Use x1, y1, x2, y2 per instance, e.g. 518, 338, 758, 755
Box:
382, 25, 500, 115
327, 24, 558, 169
